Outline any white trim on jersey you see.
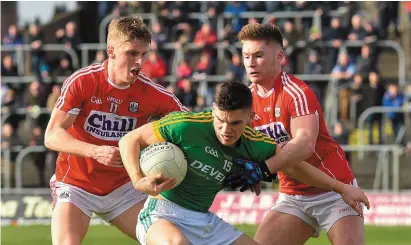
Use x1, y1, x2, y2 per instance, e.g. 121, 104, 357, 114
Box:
281, 74, 301, 117
257, 88, 274, 98
62, 156, 71, 182
138, 73, 190, 112
315, 151, 336, 179
68, 108, 81, 115
57, 63, 102, 104
107, 77, 130, 89
281, 72, 310, 117
282, 72, 305, 116
285, 73, 310, 115
56, 64, 104, 110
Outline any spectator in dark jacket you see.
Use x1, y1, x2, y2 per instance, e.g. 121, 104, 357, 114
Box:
325, 17, 346, 71
362, 72, 386, 144
356, 45, 374, 77
347, 14, 367, 61
226, 53, 244, 82
2, 24, 24, 47
304, 50, 324, 103
349, 74, 366, 120
382, 83, 405, 144
28, 23, 45, 81
1, 55, 18, 77
304, 50, 324, 75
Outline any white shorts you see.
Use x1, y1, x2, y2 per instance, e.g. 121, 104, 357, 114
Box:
271, 179, 362, 237
136, 196, 243, 245
51, 177, 147, 223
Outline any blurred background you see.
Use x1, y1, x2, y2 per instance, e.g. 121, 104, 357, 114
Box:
1, 1, 411, 244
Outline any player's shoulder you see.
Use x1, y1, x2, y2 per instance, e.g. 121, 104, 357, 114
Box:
280, 71, 316, 99
137, 72, 170, 95
280, 71, 307, 88
163, 109, 212, 122
157, 110, 212, 133
68, 63, 105, 83
60, 63, 105, 93
243, 126, 276, 145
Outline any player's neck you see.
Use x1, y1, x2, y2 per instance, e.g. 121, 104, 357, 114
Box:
107, 61, 128, 87
256, 70, 281, 94
256, 82, 274, 94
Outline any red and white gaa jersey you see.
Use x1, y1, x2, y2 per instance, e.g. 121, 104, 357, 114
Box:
53, 60, 188, 195
250, 71, 354, 195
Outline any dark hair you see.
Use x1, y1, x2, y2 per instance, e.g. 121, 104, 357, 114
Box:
238, 23, 283, 48
214, 81, 252, 111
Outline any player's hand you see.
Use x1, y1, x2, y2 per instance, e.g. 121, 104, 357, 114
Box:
238, 182, 262, 196
134, 173, 177, 196
224, 159, 264, 189
89, 146, 123, 167
340, 184, 370, 217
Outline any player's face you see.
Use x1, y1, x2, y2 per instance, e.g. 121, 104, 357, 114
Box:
108, 40, 148, 85
212, 105, 253, 147
242, 40, 283, 84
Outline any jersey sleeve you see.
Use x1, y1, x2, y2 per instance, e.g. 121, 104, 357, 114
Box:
153, 85, 189, 116
54, 75, 87, 115
158, 91, 189, 115
284, 81, 320, 118
152, 111, 190, 145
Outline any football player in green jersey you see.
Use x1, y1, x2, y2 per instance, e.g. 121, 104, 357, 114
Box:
119, 81, 369, 245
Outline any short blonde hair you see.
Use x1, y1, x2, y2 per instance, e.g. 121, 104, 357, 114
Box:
107, 16, 151, 46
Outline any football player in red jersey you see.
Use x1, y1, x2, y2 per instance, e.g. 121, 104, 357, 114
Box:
237, 23, 368, 245
45, 16, 187, 245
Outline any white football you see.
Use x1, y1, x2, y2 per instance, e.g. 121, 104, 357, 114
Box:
140, 142, 188, 187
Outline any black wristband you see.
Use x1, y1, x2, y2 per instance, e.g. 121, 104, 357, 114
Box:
258, 161, 277, 182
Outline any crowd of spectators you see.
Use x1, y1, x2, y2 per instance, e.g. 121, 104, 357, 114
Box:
1, 1, 409, 188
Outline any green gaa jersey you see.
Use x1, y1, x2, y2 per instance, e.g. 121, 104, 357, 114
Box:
152, 110, 278, 212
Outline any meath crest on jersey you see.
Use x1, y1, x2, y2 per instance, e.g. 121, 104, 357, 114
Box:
129, 102, 139, 112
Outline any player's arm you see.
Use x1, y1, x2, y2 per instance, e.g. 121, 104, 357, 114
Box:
282, 161, 370, 213
44, 109, 96, 157
118, 122, 162, 186
265, 114, 319, 173
44, 75, 97, 157
119, 122, 176, 195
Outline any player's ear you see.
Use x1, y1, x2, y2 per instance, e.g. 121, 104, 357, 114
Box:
107, 45, 115, 59
277, 49, 284, 62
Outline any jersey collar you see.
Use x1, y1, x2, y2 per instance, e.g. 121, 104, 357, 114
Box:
252, 70, 283, 98
104, 59, 130, 89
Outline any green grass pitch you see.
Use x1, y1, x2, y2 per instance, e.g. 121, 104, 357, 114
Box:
2, 225, 411, 245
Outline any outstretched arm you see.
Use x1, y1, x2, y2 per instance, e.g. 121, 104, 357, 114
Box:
282, 161, 370, 215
